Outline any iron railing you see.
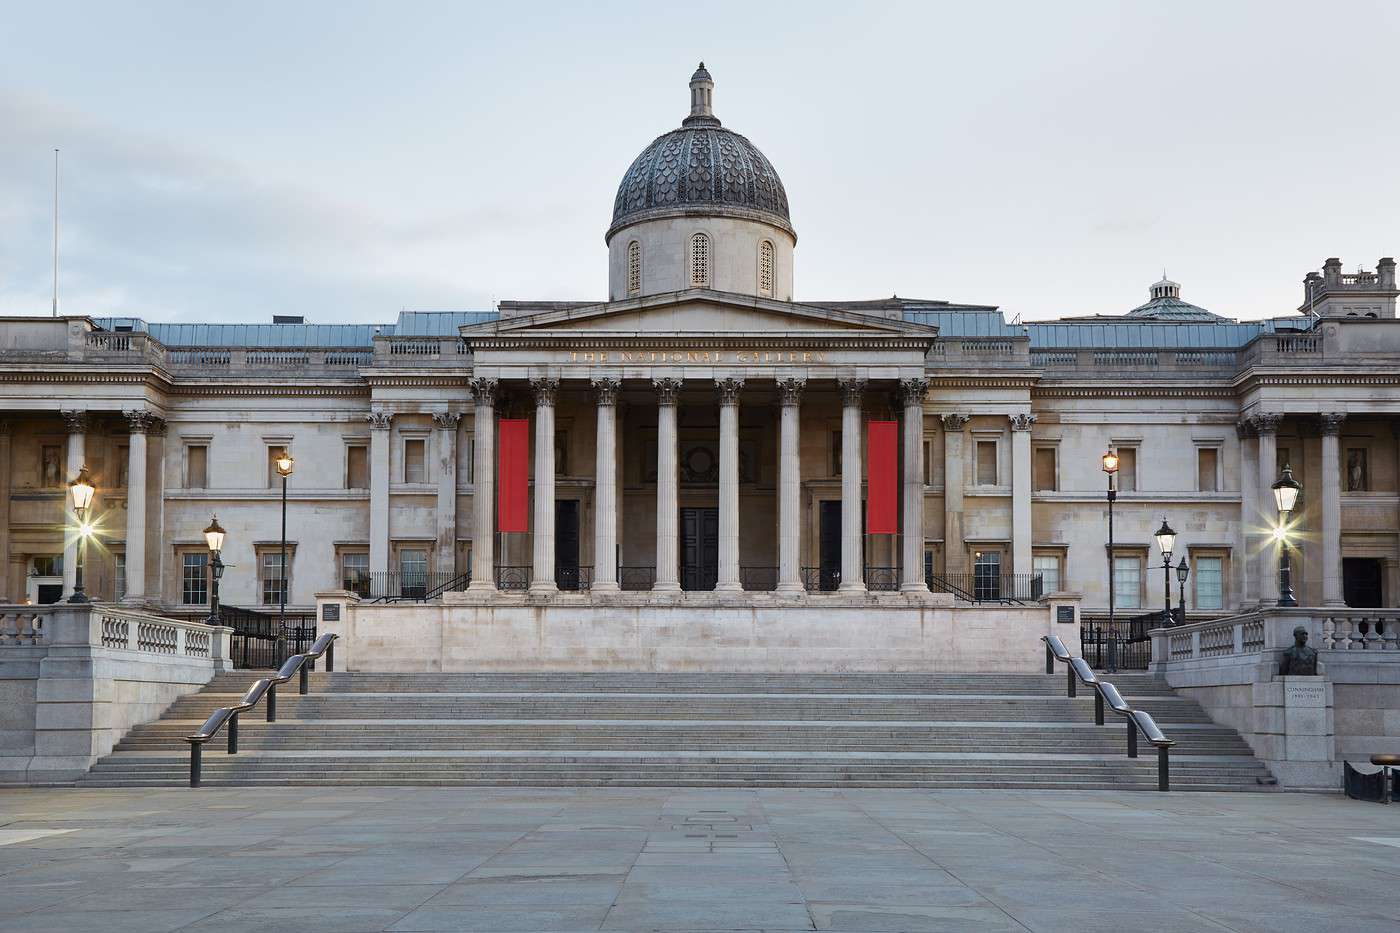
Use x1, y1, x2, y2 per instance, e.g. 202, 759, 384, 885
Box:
618, 566, 655, 591
555, 565, 593, 591
801, 566, 840, 592
357, 571, 468, 602
1042, 633, 1175, 791
740, 566, 778, 591
863, 566, 900, 592
213, 604, 316, 669
495, 565, 531, 590
184, 632, 338, 787
1081, 608, 1181, 671
926, 572, 1043, 604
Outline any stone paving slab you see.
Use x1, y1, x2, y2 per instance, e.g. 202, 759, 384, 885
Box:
0, 787, 1398, 932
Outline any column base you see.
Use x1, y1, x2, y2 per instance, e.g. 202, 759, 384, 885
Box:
591, 581, 620, 593
529, 582, 558, 595
466, 580, 497, 592
900, 582, 931, 595
119, 595, 148, 608
651, 582, 682, 593
774, 582, 805, 596
714, 582, 743, 593
838, 582, 867, 594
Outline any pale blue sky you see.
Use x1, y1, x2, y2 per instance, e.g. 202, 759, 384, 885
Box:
2, 1, 1398, 323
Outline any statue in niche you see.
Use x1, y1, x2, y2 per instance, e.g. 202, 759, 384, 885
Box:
41, 447, 61, 488
1347, 449, 1366, 492
1279, 626, 1319, 676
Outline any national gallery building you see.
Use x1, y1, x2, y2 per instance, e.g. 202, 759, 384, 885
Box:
2, 66, 1399, 668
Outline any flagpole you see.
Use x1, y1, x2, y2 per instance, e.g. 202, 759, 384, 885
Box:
52, 149, 59, 317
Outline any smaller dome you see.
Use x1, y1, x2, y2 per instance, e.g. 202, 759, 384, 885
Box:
1127, 276, 1227, 321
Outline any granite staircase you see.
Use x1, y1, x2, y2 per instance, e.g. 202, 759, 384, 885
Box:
79, 672, 1274, 790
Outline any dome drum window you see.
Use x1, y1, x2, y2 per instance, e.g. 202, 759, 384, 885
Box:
759, 240, 774, 297
691, 233, 710, 288
627, 241, 641, 297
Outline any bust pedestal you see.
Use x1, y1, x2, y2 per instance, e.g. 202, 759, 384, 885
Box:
1253, 675, 1336, 788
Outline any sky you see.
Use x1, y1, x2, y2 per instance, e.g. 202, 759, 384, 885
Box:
2, 0, 1399, 325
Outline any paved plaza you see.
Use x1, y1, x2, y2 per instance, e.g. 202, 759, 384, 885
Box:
0, 787, 1398, 932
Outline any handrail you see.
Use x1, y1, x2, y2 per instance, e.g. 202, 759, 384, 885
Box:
184, 632, 338, 787
1042, 634, 1175, 791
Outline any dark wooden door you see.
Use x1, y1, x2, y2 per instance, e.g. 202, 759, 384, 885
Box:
555, 499, 581, 589
1343, 557, 1384, 608
681, 507, 719, 591
818, 500, 842, 591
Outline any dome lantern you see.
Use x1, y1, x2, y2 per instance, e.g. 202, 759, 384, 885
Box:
685, 61, 719, 127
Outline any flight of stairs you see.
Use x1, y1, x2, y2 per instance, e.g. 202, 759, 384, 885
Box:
79, 672, 1274, 790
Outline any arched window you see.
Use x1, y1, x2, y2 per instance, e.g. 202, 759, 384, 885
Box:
758, 240, 774, 297
627, 241, 641, 297
690, 233, 709, 288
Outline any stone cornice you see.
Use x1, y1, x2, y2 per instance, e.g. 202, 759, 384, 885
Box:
926, 376, 1039, 389
1033, 385, 1237, 398
1237, 371, 1400, 389
469, 335, 934, 351
171, 383, 371, 397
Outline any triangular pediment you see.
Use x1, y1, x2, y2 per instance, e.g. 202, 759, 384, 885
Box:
461, 289, 938, 339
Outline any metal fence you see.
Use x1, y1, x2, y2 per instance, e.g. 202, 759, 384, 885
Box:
216, 604, 317, 670
926, 572, 1043, 603
618, 566, 656, 591
1080, 609, 1178, 671
740, 566, 778, 591
352, 571, 469, 602
801, 566, 841, 592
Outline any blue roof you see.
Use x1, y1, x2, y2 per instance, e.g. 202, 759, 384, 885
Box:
91, 310, 498, 347
392, 311, 499, 336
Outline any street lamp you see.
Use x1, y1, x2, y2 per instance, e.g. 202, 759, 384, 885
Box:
67, 466, 96, 604
275, 451, 294, 662
1102, 448, 1119, 672
204, 515, 226, 627
1272, 464, 1301, 607
1154, 517, 1177, 625
1176, 556, 1189, 625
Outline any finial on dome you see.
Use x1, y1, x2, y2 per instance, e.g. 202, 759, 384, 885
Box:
684, 61, 720, 127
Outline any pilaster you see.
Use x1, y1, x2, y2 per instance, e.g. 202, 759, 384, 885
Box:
942, 414, 971, 575
1010, 412, 1035, 580
1319, 413, 1345, 606
367, 409, 393, 576
432, 411, 461, 575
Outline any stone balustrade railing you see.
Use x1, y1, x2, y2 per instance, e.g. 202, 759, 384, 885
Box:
1320, 611, 1400, 651
1151, 608, 1400, 669
0, 603, 231, 662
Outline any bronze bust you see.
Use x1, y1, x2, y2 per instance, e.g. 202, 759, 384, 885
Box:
1279, 626, 1319, 676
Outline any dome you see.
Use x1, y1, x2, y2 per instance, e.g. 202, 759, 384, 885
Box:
1126, 275, 1228, 321
607, 64, 793, 243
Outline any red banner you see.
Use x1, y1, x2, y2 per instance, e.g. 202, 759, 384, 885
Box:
497, 419, 529, 533
866, 420, 898, 534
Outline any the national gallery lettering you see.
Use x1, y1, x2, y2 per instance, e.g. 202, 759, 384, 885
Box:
2, 65, 1399, 673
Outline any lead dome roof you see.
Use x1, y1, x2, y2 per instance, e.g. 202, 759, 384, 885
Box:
608, 65, 793, 243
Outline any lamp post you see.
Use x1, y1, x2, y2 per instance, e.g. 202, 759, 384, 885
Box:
204, 515, 225, 627
1272, 464, 1301, 607
1154, 517, 1177, 627
274, 451, 294, 662
1102, 448, 1119, 672
66, 466, 95, 604
1176, 556, 1189, 625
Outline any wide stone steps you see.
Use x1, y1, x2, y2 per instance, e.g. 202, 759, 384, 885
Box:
79, 671, 1274, 790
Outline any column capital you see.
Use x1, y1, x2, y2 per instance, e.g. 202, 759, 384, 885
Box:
366, 409, 394, 431
1009, 413, 1036, 432
653, 377, 682, 405
61, 410, 89, 435
714, 377, 744, 406
591, 377, 621, 405
531, 377, 559, 406
469, 377, 499, 405
941, 413, 971, 431
898, 378, 929, 407
431, 411, 462, 431
1319, 412, 1346, 436
145, 417, 167, 438
838, 378, 866, 405
1235, 418, 1257, 439
1249, 412, 1283, 435
123, 410, 155, 434
777, 377, 806, 406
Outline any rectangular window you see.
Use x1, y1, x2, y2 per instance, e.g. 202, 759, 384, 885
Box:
33, 555, 61, 577
403, 438, 426, 484
975, 441, 997, 486
1195, 556, 1224, 610
261, 551, 288, 606
923, 438, 937, 486
973, 550, 1001, 600
116, 446, 129, 487
1033, 447, 1057, 492
1197, 447, 1218, 492
1346, 448, 1368, 491
1033, 554, 1061, 594
341, 551, 370, 596
114, 552, 126, 602
1112, 555, 1141, 609
399, 548, 428, 599
463, 437, 475, 484
346, 445, 369, 489
267, 445, 289, 488
186, 444, 208, 488
1116, 448, 1138, 492
181, 552, 208, 605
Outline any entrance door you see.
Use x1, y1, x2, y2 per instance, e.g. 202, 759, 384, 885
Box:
680, 507, 718, 591
818, 500, 842, 591
555, 499, 581, 589
1343, 557, 1384, 608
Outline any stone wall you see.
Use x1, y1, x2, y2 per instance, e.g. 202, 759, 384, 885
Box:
318, 591, 1081, 674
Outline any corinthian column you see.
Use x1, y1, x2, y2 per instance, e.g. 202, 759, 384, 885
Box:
1010, 412, 1036, 580
838, 378, 867, 592
530, 378, 559, 593
942, 414, 970, 576
1320, 412, 1345, 605
467, 378, 498, 591
367, 410, 393, 576
776, 378, 805, 594
653, 378, 682, 592
432, 412, 461, 575
715, 377, 744, 592
121, 411, 150, 605
591, 378, 621, 592
1254, 412, 1282, 605
60, 410, 88, 599
900, 380, 930, 593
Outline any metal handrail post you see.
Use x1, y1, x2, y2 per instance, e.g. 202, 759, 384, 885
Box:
1095, 692, 1104, 726
189, 743, 202, 787
1127, 718, 1138, 758
1158, 745, 1170, 791
227, 712, 238, 754
1045, 641, 1054, 674
299, 663, 309, 695
1067, 663, 1076, 698
266, 683, 277, 722
327, 641, 334, 672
